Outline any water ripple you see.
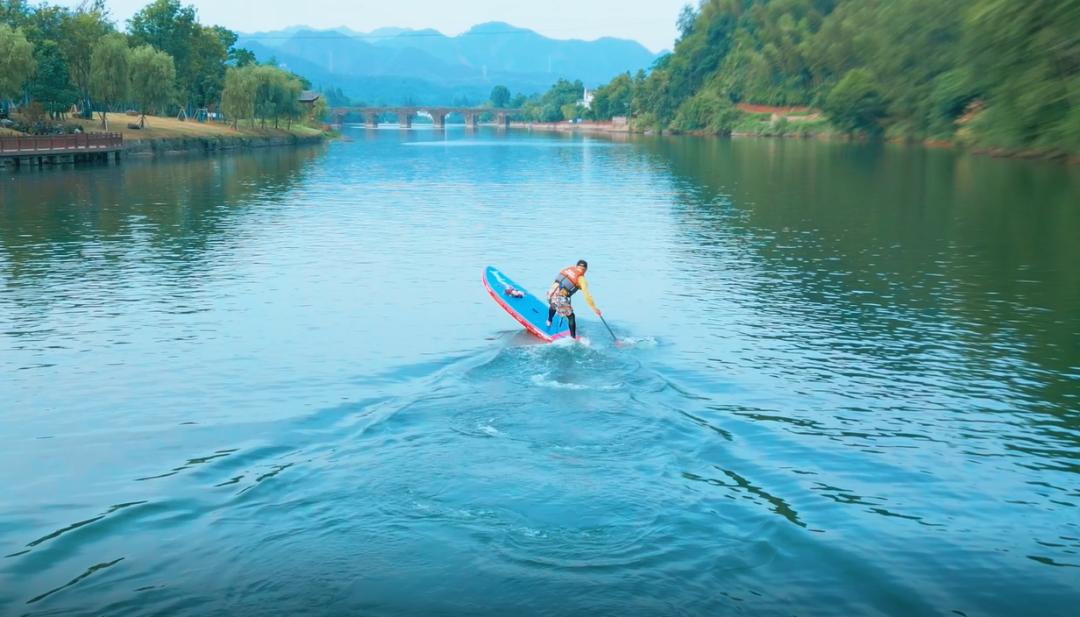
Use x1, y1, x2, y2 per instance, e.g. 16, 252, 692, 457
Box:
0, 130, 1077, 616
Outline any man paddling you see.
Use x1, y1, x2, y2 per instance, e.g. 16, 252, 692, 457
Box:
546, 259, 601, 339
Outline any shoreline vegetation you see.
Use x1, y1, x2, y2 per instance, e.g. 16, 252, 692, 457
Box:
507, 1, 1077, 163
4, 0, 1076, 165
68, 115, 327, 155
0, 117, 326, 167
511, 117, 1080, 164
1, 0, 331, 163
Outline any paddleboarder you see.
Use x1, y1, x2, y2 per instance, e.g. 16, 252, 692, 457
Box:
546, 259, 601, 339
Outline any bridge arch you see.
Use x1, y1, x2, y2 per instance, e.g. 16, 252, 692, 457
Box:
332, 106, 514, 129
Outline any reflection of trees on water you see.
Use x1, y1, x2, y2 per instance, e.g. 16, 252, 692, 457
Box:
641, 136, 1079, 424
0, 146, 325, 317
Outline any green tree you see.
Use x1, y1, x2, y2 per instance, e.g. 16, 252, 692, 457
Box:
0, 24, 36, 105
842, 0, 968, 139
539, 103, 561, 123
541, 79, 583, 113
654, 0, 740, 123
187, 24, 231, 110
576, 0, 1076, 152
521, 78, 586, 122
221, 64, 255, 128
19, 3, 75, 117
676, 3, 698, 40
90, 33, 130, 129
277, 74, 303, 129
672, 87, 740, 133
228, 46, 256, 67
489, 85, 510, 108
128, 0, 233, 112
250, 64, 302, 129
307, 96, 327, 127
0, 1, 33, 29
128, 44, 175, 127
635, 64, 675, 126
560, 102, 582, 121
589, 72, 633, 119
127, 0, 196, 82
29, 39, 76, 117
963, 0, 1080, 150
824, 68, 885, 135
21, 3, 68, 45
58, 2, 111, 118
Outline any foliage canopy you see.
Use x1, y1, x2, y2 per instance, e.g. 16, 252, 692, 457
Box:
572, 0, 1078, 152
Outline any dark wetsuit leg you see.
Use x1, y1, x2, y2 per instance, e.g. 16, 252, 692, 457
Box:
548, 306, 577, 338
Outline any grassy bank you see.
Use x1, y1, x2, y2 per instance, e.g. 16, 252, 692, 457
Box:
1, 114, 329, 164
67, 115, 325, 141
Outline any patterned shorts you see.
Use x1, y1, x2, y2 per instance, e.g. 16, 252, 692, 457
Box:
549, 291, 574, 317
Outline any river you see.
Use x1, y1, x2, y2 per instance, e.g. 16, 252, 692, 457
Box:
1, 128, 1077, 616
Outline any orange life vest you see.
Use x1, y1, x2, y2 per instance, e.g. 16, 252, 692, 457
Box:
554, 266, 583, 296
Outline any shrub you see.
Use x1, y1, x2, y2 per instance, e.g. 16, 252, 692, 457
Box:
671, 89, 741, 134
824, 69, 886, 136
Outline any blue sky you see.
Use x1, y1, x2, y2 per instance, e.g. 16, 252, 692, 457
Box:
56, 0, 688, 52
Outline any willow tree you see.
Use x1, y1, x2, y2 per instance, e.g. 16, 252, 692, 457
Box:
90, 34, 130, 130
0, 24, 37, 109
128, 45, 175, 128
221, 65, 256, 129
128, 0, 233, 114
251, 65, 302, 129
59, 4, 111, 118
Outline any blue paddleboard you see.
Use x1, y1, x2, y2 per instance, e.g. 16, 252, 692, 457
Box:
483, 266, 572, 342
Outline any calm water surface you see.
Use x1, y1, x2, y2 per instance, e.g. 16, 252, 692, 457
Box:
1, 128, 1078, 616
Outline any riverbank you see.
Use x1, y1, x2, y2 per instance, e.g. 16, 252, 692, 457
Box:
1, 115, 329, 166
122, 131, 325, 156
512, 104, 833, 139
509, 120, 631, 135
69, 115, 325, 142
85, 116, 328, 155
513, 117, 840, 143
512, 116, 1077, 163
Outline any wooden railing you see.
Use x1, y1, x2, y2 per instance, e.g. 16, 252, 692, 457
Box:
0, 132, 123, 154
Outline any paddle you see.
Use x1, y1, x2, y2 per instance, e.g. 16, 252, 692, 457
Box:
598, 314, 619, 344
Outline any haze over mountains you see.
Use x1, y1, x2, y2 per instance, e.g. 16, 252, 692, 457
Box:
237, 22, 662, 105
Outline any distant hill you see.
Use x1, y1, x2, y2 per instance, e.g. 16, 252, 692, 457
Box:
236, 22, 661, 106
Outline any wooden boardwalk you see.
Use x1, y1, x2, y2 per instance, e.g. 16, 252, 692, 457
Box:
0, 132, 123, 167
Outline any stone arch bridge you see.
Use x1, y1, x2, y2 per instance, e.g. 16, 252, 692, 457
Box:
332, 107, 516, 129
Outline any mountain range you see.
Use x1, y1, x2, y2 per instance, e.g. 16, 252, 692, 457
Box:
236, 22, 662, 106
